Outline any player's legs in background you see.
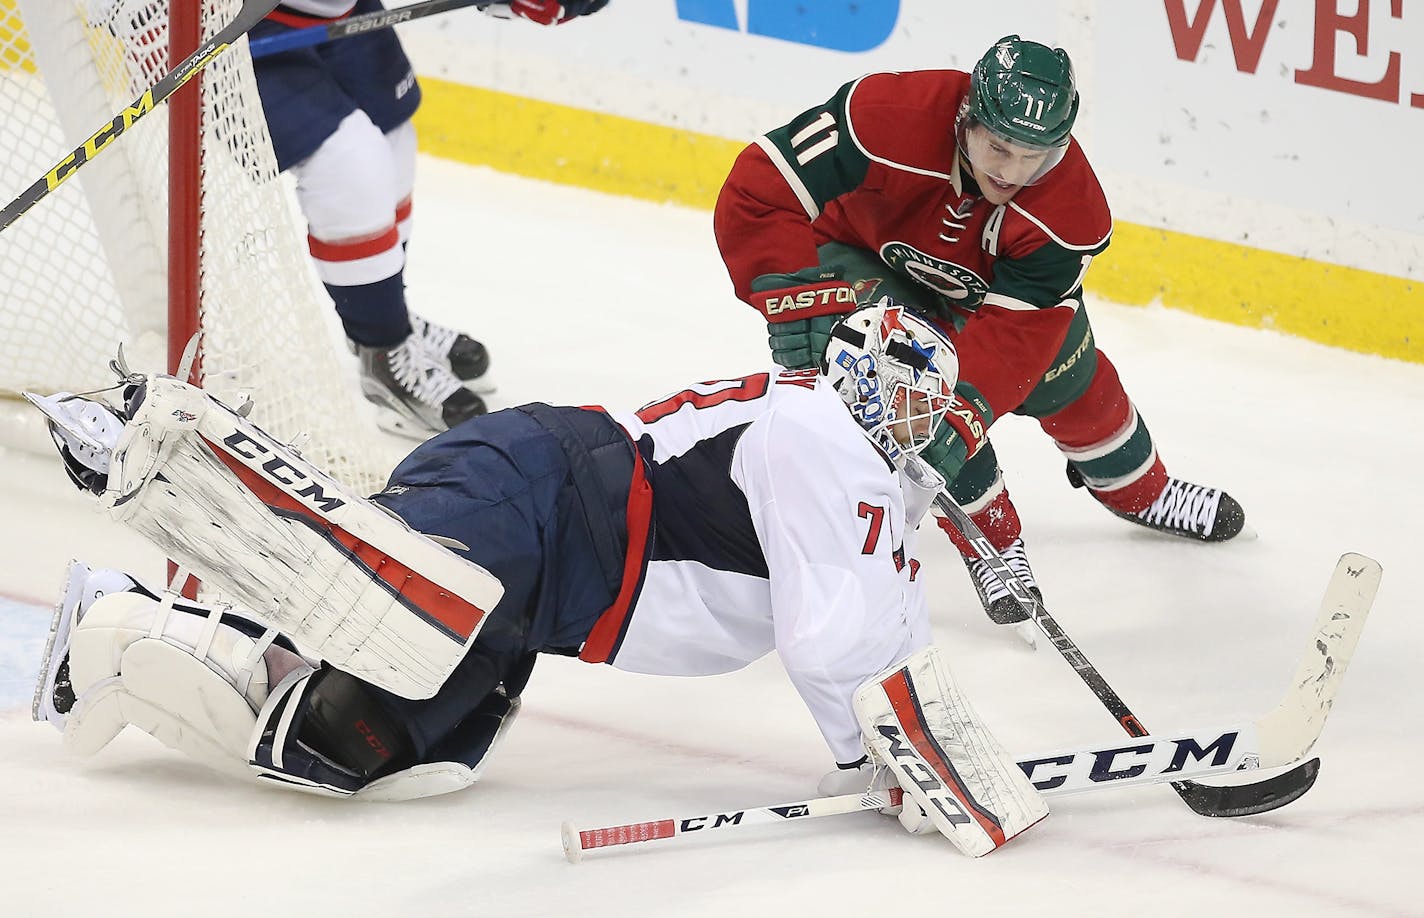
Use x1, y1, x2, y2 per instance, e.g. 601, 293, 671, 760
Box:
250, 10, 483, 438
1022, 313, 1245, 541
317, 3, 493, 390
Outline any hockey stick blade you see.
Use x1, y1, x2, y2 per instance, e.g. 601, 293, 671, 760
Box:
1255, 552, 1381, 767
1172, 551, 1381, 818
1173, 757, 1321, 819
0, 0, 282, 233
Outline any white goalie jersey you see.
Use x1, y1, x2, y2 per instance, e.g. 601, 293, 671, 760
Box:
610, 368, 934, 763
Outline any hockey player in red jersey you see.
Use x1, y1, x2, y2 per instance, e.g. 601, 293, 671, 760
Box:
246, 0, 608, 437
713, 35, 1245, 624
25, 302, 1048, 857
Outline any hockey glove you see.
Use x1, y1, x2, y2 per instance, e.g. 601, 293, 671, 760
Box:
488, 0, 610, 25
750, 266, 859, 370
919, 382, 993, 484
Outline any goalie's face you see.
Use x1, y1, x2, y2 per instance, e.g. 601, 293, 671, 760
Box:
889, 385, 951, 452
890, 390, 932, 447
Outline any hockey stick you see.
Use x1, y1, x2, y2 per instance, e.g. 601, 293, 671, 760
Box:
248, 0, 494, 58
0, 0, 282, 233
565, 554, 1382, 860
563, 788, 903, 863
563, 699, 1361, 862
934, 492, 1381, 817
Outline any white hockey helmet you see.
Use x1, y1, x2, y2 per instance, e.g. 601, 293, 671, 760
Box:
820, 299, 959, 462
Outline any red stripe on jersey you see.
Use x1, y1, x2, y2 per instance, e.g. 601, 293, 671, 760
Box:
308, 226, 400, 263
395, 196, 413, 224
203, 436, 487, 642
881, 668, 1007, 847
578, 428, 654, 664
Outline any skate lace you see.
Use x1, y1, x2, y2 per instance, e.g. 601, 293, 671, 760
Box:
967, 539, 1036, 602
386, 338, 461, 406
410, 314, 458, 357
1138, 478, 1222, 536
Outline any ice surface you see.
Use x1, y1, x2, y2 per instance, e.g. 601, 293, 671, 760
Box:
0, 159, 1419, 917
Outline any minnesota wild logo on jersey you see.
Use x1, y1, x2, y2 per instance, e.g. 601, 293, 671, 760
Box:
879, 241, 989, 310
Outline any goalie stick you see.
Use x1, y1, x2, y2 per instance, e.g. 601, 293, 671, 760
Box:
564, 551, 1381, 860
935, 492, 1381, 818
0, 0, 283, 233
248, 0, 493, 58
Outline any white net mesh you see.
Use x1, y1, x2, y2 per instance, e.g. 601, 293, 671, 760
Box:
0, 0, 397, 495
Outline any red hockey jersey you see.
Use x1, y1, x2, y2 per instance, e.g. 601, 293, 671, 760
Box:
714, 69, 1113, 420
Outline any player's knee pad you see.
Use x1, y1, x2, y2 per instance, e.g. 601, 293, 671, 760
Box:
1044, 353, 1161, 500
63, 591, 311, 780
854, 645, 1048, 857
293, 110, 401, 238
293, 111, 407, 287
384, 119, 417, 221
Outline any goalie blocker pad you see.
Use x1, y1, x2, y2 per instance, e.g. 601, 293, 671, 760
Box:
855, 645, 1048, 857
101, 374, 505, 700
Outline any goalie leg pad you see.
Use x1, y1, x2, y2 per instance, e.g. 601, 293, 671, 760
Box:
855, 645, 1048, 857
102, 375, 506, 700
63, 592, 310, 779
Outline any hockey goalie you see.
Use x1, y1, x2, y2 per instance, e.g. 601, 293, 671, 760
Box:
27, 301, 1046, 855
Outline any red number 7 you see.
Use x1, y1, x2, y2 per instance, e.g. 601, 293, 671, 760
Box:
857, 502, 885, 554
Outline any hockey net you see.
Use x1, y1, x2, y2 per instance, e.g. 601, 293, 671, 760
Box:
0, 0, 396, 496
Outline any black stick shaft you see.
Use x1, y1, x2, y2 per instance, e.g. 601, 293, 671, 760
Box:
0, 0, 284, 233
248, 0, 490, 58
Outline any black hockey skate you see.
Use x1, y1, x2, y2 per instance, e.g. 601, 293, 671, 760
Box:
1069, 465, 1246, 542
410, 313, 491, 386
357, 335, 486, 440
962, 537, 1041, 625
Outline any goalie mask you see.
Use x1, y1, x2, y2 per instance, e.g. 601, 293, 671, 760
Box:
821, 300, 958, 463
